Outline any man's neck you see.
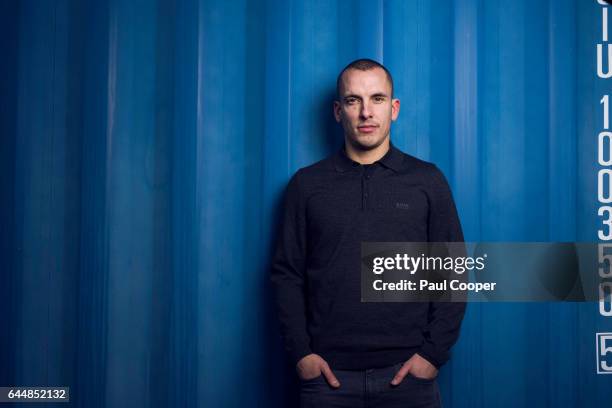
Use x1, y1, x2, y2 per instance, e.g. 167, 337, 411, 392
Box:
344, 137, 390, 165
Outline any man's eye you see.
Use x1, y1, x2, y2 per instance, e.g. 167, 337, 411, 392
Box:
374, 97, 385, 102
346, 98, 358, 104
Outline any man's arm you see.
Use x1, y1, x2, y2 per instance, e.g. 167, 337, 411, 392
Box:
270, 170, 312, 366
418, 166, 467, 369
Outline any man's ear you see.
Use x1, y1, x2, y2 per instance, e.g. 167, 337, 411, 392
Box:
333, 100, 342, 123
391, 98, 400, 121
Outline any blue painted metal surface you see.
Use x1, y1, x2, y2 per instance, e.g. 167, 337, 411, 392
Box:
0, 0, 610, 406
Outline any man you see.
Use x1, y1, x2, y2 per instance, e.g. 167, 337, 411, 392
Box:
271, 59, 465, 407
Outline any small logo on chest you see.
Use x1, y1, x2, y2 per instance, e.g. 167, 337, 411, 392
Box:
395, 202, 410, 210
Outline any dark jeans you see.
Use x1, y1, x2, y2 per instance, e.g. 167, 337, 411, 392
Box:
299, 362, 442, 408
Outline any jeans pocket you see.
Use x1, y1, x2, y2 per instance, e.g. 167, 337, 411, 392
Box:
406, 372, 436, 384
300, 374, 324, 384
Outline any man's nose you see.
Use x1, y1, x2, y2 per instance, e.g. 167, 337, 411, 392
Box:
360, 102, 373, 119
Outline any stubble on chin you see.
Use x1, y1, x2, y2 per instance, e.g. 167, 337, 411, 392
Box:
346, 133, 387, 152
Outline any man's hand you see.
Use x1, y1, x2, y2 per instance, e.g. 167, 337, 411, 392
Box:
296, 354, 340, 388
390, 353, 438, 385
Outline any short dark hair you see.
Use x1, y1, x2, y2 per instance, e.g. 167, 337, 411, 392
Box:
336, 59, 394, 99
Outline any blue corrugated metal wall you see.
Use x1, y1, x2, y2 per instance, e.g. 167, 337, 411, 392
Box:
1, 0, 610, 406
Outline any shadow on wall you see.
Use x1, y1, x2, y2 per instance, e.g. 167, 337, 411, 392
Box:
264, 86, 344, 407
321, 88, 345, 154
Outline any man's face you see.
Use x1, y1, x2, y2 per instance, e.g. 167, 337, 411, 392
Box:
334, 67, 400, 150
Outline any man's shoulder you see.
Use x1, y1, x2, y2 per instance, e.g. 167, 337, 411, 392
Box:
393, 148, 443, 178
397, 150, 433, 169
302, 154, 336, 173
291, 154, 336, 181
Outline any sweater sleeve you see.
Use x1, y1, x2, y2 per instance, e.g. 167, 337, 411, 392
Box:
270, 170, 312, 366
418, 166, 467, 369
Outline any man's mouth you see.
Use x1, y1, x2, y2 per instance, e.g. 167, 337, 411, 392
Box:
357, 124, 378, 133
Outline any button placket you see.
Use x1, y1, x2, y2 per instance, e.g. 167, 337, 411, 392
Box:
362, 168, 368, 210
361, 175, 365, 210
361, 165, 376, 210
